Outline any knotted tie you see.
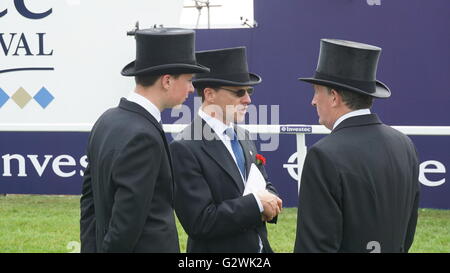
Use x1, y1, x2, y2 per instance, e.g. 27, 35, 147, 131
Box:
224, 128, 246, 180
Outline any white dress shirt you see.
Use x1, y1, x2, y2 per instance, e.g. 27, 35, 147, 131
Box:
333, 109, 371, 130
198, 109, 264, 213
198, 108, 265, 252
127, 92, 161, 123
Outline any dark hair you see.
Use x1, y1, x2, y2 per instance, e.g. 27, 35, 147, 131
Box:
326, 87, 373, 110
135, 74, 180, 87
196, 85, 220, 102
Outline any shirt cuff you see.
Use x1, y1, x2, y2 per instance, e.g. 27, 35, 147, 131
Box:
253, 193, 264, 213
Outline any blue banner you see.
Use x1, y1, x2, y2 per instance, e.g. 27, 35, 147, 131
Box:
1, 0, 449, 209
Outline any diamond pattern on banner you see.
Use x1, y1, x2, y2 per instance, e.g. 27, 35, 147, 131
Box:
0, 88, 9, 108
11, 87, 32, 108
34, 87, 54, 109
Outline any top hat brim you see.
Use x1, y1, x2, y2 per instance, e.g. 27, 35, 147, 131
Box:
193, 73, 262, 87
299, 77, 391, 98
121, 60, 210, 77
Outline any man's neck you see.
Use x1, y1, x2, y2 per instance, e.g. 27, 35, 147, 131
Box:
201, 104, 231, 126
135, 86, 164, 112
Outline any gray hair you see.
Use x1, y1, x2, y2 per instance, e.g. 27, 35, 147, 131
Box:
326, 86, 373, 110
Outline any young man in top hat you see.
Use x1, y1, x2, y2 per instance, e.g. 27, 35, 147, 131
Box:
170, 47, 282, 253
80, 27, 209, 253
294, 39, 420, 253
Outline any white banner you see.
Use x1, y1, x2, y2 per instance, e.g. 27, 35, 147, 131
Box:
0, 0, 184, 124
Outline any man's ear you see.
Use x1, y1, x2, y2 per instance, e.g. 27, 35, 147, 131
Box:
330, 89, 341, 107
160, 74, 172, 90
203, 87, 216, 103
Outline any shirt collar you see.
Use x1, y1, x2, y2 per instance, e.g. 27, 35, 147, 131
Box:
198, 108, 234, 136
127, 92, 161, 123
333, 108, 371, 130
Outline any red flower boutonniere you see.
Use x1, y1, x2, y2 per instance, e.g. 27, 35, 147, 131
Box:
255, 154, 266, 166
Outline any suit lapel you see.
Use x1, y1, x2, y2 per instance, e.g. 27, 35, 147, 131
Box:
118, 98, 164, 134
193, 117, 245, 193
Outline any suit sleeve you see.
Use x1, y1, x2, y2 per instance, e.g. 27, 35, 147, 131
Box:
171, 140, 261, 241
405, 186, 419, 252
251, 141, 279, 224
294, 146, 343, 253
102, 133, 161, 252
257, 157, 278, 195
80, 162, 97, 253
264, 174, 279, 224
404, 148, 421, 252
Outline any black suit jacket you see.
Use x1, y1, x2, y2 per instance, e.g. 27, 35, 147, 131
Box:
170, 116, 278, 253
294, 114, 420, 253
80, 98, 179, 253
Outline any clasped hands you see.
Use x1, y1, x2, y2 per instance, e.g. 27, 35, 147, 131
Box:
256, 190, 283, 222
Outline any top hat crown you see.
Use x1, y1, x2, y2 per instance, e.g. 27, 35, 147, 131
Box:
121, 28, 210, 77
193, 47, 261, 87
299, 39, 390, 98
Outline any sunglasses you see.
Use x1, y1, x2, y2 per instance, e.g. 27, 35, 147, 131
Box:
219, 87, 254, 97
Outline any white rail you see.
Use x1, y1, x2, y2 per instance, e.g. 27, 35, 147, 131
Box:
1, 123, 450, 135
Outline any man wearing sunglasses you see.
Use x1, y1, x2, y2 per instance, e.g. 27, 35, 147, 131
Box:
170, 47, 282, 253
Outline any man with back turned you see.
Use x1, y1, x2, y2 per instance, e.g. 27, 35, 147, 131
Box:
294, 39, 420, 253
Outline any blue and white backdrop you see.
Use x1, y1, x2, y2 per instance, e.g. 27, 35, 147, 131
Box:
1, 0, 449, 209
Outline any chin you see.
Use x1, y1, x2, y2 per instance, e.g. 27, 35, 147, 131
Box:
321, 121, 333, 130
319, 119, 327, 128
235, 114, 246, 124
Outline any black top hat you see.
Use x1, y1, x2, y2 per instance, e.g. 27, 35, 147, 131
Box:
121, 28, 210, 77
192, 47, 261, 87
299, 39, 390, 98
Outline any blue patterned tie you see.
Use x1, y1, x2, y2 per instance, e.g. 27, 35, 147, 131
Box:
225, 128, 246, 180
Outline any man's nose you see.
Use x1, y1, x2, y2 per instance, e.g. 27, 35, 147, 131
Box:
242, 92, 251, 104
311, 96, 317, 107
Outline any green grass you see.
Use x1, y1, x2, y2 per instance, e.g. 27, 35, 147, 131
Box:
408, 209, 450, 253
0, 195, 80, 253
0, 195, 449, 253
